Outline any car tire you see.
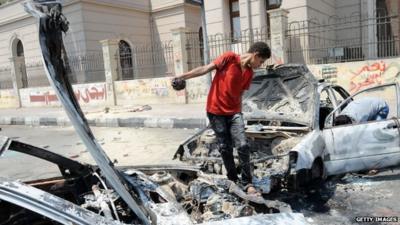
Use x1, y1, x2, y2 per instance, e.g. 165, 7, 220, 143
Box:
310, 158, 324, 186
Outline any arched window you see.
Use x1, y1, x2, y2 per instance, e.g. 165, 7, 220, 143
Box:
17, 40, 24, 57
13, 39, 28, 88
118, 40, 134, 80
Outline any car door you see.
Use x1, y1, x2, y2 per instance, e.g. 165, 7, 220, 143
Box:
322, 83, 400, 176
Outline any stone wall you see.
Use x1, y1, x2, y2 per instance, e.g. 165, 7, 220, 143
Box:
114, 77, 185, 105
19, 82, 107, 107
308, 58, 400, 94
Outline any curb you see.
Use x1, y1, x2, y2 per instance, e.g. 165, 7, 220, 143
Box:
0, 116, 207, 129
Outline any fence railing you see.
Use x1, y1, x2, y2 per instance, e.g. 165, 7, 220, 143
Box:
286, 10, 400, 64
66, 52, 106, 84
16, 53, 106, 88
23, 57, 49, 87
186, 27, 273, 69
116, 41, 175, 80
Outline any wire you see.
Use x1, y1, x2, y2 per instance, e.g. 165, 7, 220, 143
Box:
93, 172, 120, 221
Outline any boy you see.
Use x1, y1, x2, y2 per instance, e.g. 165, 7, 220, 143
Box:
172, 42, 271, 194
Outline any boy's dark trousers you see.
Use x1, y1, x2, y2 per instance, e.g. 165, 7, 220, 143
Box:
207, 112, 252, 188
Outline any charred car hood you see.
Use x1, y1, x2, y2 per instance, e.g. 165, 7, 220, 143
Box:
0, 135, 310, 225
243, 65, 318, 127
24, 1, 150, 224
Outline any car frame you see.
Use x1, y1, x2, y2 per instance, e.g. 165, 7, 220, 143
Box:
175, 64, 400, 190
0, 1, 310, 225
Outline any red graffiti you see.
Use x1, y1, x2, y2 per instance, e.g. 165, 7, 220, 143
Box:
29, 84, 106, 105
354, 62, 386, 75
75, 86, 106, 103
349, 61, 386, 93
30, 92, 58, 104
272, 53, 283, 65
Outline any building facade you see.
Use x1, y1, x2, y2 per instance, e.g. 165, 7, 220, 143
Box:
0, 0, 399, 109
0, 0, 202, 87
204, 0, 399, 64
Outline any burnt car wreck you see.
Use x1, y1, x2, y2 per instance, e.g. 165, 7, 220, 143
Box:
0, 136, 303, 225
174, 65, 325, 193
0, 1, 308, 224
0, 0, 398, 224
175, 64, 400, 193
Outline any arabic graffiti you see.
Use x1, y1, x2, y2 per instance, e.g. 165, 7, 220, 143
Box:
186, 76, 208, 103
349, 61, 386, 93
116, 79, 170, 97
321, 65, 338, 84
309, 58, 400, 94
29, 91, 57, 104
75, 86, 107, 103
27, 83, 106, 105
114, 77, 186, 105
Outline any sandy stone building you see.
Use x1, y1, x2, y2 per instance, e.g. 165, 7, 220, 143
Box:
0, 0, 202, 86
0, 0, 398, 109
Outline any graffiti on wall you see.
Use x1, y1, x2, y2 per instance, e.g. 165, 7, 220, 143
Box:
23, 83, 106, 106
349, 61, 386, 93
349, 60, 400, 93
29, 85, 106, 104
115, 77, 185, 104
0, 89, 19, 108
308, 58, 400, 94
321, 65, 338, 84
117, 79, 169, 97
187, 76, 209, 103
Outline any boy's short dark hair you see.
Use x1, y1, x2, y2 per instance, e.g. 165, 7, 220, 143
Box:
248, 42, 271, 59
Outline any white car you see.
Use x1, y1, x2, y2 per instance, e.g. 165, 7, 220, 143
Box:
175, 64, 400, 190
0, 1, 310, 225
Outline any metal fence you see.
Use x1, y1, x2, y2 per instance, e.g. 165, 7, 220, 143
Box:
186, 27, 273, 69
0, 66, 13, 90
66, 52, 106, 84
287, 10, 400, 64
116, 41, 175, 80
21, 53, 106, 88
24, 59, 49, 87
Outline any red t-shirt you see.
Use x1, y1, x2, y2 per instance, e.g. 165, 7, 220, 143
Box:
206, 52, 254, 115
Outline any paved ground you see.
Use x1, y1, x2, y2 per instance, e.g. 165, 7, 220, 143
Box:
0, 125, 399, 225
272, 170, 400, 225
0, 125, 197, 181
0, 103, 208, 129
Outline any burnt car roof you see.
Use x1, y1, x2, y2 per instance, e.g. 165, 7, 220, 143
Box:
243, 64, 318, 127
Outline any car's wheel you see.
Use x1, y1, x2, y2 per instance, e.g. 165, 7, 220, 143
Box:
310, 158, 324, 186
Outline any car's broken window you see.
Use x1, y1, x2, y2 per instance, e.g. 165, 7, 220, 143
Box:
351, 85, 398, 119
320, 89, 333, 108
0, 150, 61, 181
332, 86, 350, 104
325, 84, 398, 127
319, 88, 334, 129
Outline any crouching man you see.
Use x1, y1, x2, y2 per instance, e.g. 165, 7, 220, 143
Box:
335, 97, 389, 125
